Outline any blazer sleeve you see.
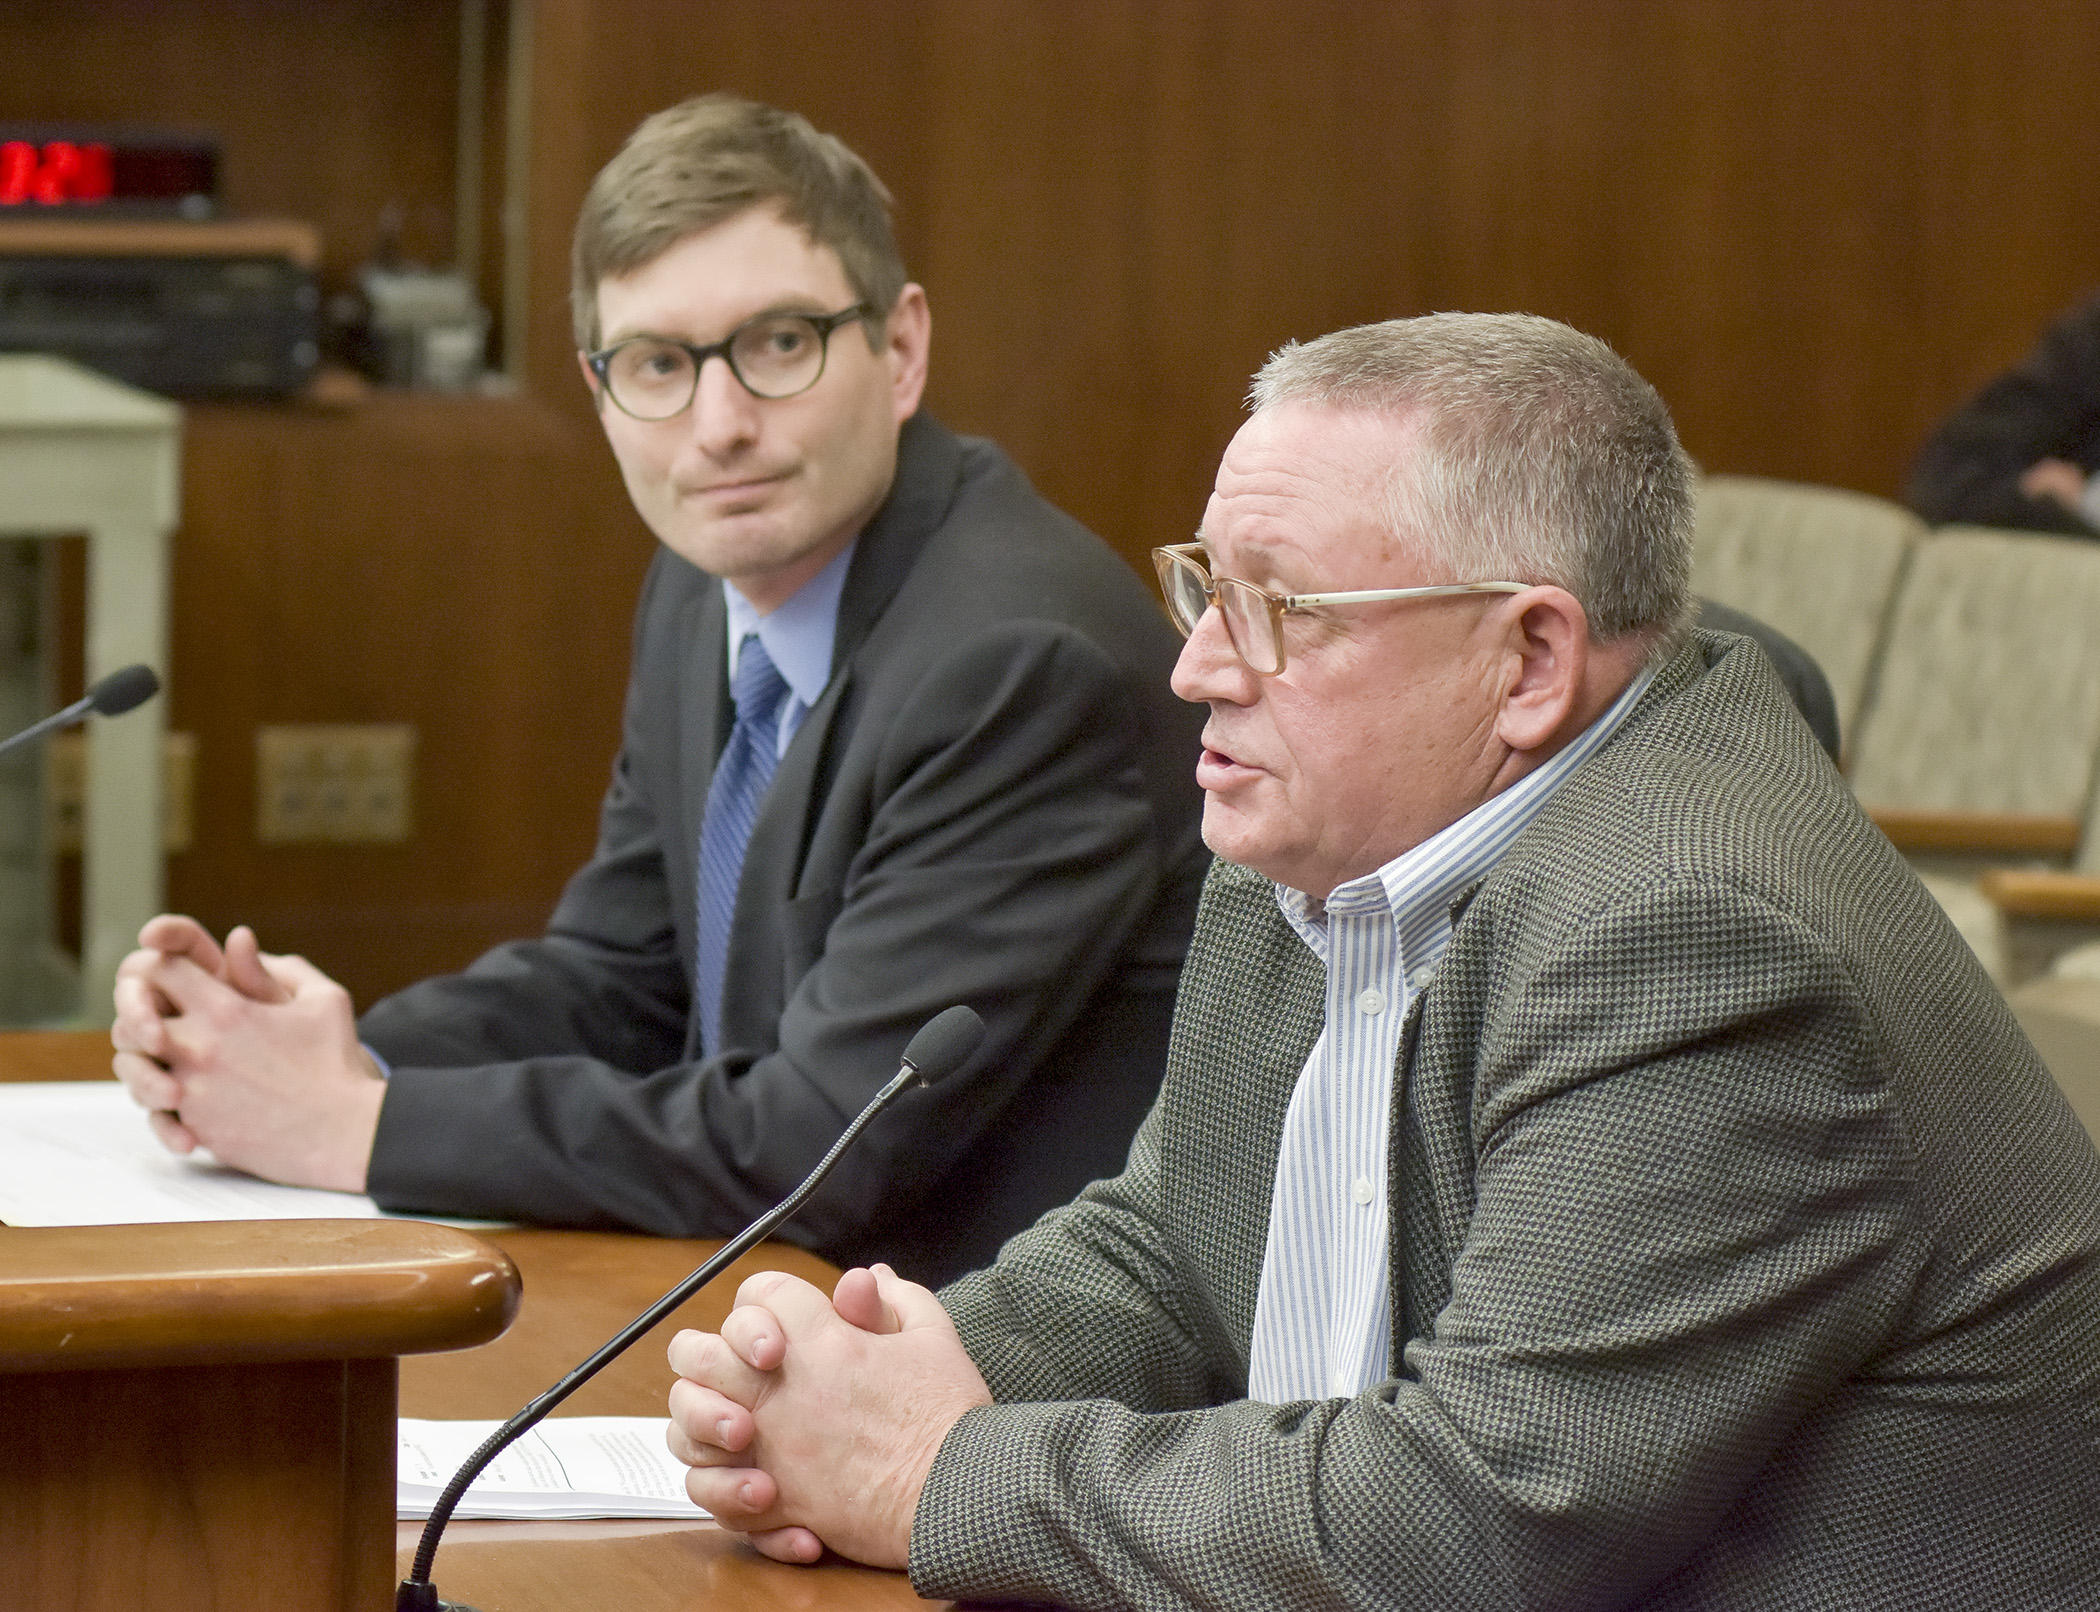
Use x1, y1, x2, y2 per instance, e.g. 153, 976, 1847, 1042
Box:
1907, 296, 2100, 535
908, 879, 1923, 1611
938, 1101, 1247, 1413
356, 749, 691, 1078
361, 617, 1171, 1252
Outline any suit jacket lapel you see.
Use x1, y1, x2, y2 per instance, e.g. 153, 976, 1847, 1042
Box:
704, 414, 963, 1057
670, 583, 729, 1062
830, 413, 965, 672
1391, 984, 1459, 1364
1167, 863, 1326, 1368
1383, 647, 1710, 1362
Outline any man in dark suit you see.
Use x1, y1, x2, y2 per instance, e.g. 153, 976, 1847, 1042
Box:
668, 314, 2100, 1606
108, 95, 1207, 1284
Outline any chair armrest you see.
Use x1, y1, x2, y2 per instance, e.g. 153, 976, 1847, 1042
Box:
1977, 868, 2100, 922
1868, 808, 2083, 857
0, 1219, 519, 1374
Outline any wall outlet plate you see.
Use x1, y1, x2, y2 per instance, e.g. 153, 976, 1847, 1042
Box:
255, 723, 415, 845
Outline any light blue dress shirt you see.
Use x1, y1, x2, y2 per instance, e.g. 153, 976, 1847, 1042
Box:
1246, 663, 1657, 1406
721, 539, 858, 758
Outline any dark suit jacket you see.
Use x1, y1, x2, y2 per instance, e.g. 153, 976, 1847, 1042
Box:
1908, 291, 2100, 537
1693, 598, 1839, 760
361, 415, 1208, 1283
916, 632, 2100, 1609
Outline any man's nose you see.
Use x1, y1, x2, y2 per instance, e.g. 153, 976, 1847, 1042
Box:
1169, 603, 1257, 705
686, 353, 762, 457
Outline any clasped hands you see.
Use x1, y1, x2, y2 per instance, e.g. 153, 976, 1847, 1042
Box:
666, 1262, 992, 1569
109, 915, 385, 1192
2020, 456, 2090, 513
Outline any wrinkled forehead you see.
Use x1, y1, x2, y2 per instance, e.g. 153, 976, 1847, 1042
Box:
1201, 403, 1431, 576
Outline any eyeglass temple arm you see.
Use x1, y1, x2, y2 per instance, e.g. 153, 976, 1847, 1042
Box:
1284, 582, 1530, 607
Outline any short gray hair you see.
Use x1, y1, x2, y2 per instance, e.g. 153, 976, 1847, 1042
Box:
1248, 313, 1693, 642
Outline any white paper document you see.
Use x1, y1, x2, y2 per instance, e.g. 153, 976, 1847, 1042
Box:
398, 1417, 708, 1521
0, 1080, 416, 1225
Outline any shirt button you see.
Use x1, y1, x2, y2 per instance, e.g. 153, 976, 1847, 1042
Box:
1331, 1371, 1354, 1397
1407, 966, 1436, 993
1351, 1176, 1374, 1205
1356, 988, 1386, 1016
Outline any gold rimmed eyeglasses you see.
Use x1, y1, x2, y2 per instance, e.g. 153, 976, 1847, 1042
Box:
1151, 541, 1528, 676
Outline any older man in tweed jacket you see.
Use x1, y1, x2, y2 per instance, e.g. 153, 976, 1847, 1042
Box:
667, 314, 2100, 1609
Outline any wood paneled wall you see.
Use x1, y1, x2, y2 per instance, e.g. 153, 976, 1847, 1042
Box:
166, 398, 648, 995
525, 0, 2100, 573
6, 0, 2098, 1004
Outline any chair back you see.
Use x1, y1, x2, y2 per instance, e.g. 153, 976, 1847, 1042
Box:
1849, 526, 2100, 821
1691, 474, 1922, 743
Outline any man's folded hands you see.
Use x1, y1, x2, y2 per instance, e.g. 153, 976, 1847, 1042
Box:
108, 913, 384, 1192
665, 1263, 992, 1569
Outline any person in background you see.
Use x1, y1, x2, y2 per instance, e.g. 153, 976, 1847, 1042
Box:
108, 95, 1208, 1286
1908, 290, 2100, 536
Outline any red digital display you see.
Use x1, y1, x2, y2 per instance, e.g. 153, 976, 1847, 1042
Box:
0, 127, 216, 212
0, 141, 114, 206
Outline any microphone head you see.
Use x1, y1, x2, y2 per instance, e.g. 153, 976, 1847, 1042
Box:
87, 664, 160, 718
900, 1006, 985, 1087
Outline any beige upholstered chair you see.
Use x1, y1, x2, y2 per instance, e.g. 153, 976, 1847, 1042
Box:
1997, 663, 2100, 1139
1691, 475, 1923, 745
1848, 527, 2100, 818
1695, 491, 2100, 1092
1846, 526, 2100, 981
1969, 697, 2100, 928
2007, 974, 2100, 1147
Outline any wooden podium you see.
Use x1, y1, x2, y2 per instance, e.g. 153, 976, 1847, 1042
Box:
0, 1034, 947, 1611
0, 1217, 519, 1611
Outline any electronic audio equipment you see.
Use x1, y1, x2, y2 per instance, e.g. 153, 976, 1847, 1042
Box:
0, 214, 320, 398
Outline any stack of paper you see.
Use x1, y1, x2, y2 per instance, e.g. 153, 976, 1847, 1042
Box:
398, 1417, 709, 1521
0, 1081, 495, 1226
0, 1081, 400, 1223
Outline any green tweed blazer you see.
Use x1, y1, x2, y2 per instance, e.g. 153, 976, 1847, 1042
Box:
913, 632, 2100, 1610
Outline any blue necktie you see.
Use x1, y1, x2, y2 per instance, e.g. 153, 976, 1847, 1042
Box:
696, 634, 790, 1058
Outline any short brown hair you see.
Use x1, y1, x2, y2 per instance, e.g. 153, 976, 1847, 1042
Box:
1249, 313, 1693, 643
570, 93, 909, 351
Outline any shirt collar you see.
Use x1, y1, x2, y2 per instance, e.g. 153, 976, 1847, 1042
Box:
1276, 660, 1658, 955
722, 538, 858, 710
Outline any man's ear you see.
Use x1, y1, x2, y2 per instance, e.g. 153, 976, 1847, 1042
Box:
883, 283, 932, 422
577, 350, 606, 412
1494, 586, 1590, 754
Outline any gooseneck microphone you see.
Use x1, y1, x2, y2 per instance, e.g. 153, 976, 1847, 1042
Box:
397, 1004, 987, 1612
0, 663, 161, 759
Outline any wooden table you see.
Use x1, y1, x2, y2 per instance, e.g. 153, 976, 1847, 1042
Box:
400, 1230, 947, 1610
2, 1031, 948, 1611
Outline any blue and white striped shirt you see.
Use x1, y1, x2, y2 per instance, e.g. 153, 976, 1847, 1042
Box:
1246, 664, 1656, 1406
